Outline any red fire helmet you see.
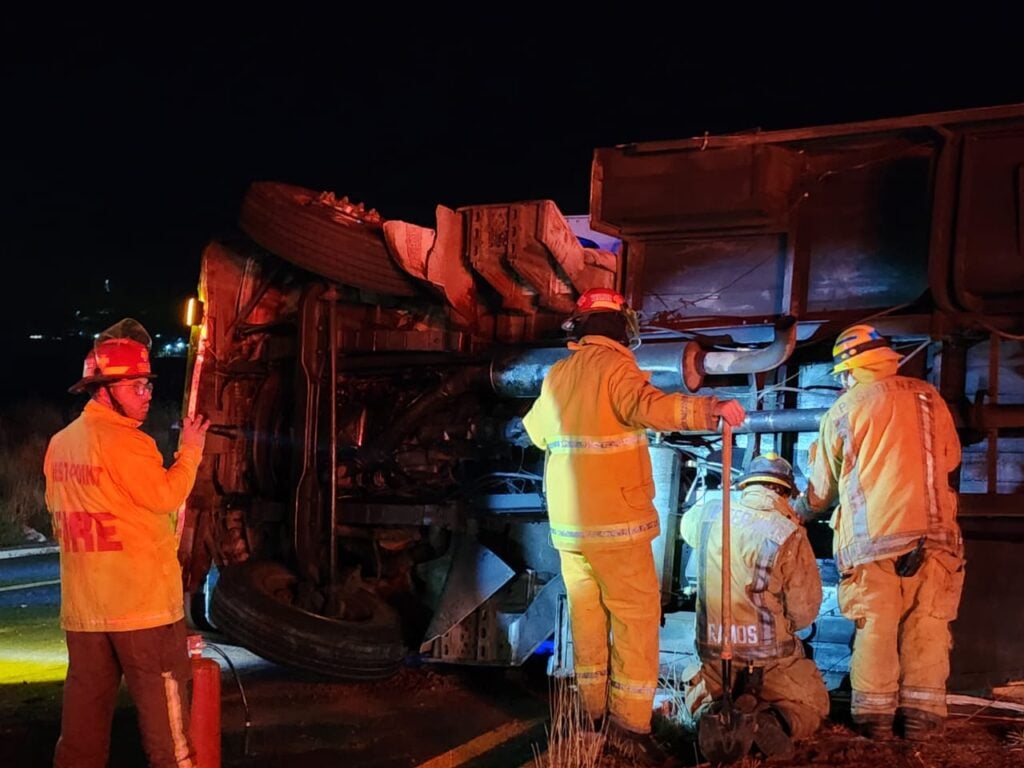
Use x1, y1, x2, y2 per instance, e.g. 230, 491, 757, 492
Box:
561, 288, 641, 349
68, 318, 158, 394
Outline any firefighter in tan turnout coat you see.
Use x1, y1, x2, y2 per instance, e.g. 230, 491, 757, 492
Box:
523, 288, 745, 764
795, 324, 965, 741
44, 318, 209, 768
681, 453, 829, 759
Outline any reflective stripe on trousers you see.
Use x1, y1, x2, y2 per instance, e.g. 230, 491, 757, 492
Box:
54, 620, 196, 768
559, 543, 661, 733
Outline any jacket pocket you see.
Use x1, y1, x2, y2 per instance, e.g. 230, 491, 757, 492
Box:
621, 478, 655, 510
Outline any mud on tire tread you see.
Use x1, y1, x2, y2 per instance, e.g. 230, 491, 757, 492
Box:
239, 181, 418, 297
211, 559, 407, 680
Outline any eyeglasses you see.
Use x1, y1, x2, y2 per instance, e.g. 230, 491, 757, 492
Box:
112, 380, 154, 397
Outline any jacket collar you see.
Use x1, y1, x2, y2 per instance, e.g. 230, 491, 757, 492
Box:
740, 485, 797, 522
568, 335, 633, 358
83, 398, 143, 429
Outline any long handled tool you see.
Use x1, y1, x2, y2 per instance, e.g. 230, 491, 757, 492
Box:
697, 421, 755, 764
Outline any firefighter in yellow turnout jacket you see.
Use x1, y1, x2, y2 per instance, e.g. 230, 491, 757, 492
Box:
44, 319, 209, 768
795, 324, 965, 741
681, 454, 829, 759
523, 289, 745, 761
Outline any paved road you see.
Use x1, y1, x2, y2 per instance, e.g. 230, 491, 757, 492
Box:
0, 551, 60, 608
0, 549, 553, 768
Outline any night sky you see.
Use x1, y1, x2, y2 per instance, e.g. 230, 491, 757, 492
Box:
4, 12, 1022, 395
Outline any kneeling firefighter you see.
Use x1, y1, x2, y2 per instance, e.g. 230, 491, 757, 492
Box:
681, 453, 830, 760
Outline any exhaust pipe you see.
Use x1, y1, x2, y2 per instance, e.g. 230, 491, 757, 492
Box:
490, 317, 798, 398
490, 341, 699, 398
698, 316, 798, 377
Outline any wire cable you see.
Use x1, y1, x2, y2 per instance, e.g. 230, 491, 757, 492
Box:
204, 641, 253, 757
978, 319, 1024, 341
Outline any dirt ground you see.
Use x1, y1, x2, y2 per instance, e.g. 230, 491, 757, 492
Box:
640, 692, 1024, 768
565, 714, 1024, 768
2, 658, 1023, 767
657, 717, 1024, 768
773, 717, 1024, 768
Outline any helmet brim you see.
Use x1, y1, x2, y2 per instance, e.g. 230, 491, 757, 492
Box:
832, 346, 901, 375
737, 474, 795, 493
68, 372, 158, 395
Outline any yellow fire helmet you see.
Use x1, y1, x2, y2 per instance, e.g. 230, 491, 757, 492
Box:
831, 323, 901, 374
736, 452, 796, 496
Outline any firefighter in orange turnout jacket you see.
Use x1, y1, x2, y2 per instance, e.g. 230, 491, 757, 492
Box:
681, 454, 829, 759
44, 319, 210, 768
794, 325, 965, 741
523, 289, 745, 760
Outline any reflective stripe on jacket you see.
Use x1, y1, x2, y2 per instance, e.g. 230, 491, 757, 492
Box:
44, 400, 204, 632
804, 374, 962, 572
523, 335, 717, 550
681, 486, 822, 662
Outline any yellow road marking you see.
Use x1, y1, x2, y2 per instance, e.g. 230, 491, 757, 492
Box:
415, 717, 545, 768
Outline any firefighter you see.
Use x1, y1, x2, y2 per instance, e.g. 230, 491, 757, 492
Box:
680, 453, 829, 759
794, 324, 965, 741
522, 288, 745, 764
44, 318, 210, 768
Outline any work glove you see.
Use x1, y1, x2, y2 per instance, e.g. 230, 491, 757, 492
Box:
792, 494, 815, 524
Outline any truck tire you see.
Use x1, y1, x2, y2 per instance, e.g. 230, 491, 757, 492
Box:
210, 559, 407, 680
239, 181, 419, 297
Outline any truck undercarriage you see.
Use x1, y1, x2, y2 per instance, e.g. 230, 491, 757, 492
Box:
180, 104, 1024, 689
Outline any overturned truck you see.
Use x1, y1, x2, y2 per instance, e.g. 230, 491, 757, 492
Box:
180, 104, 1024, 689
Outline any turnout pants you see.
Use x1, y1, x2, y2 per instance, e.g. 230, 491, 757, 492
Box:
838, 552, 965, 722
559, 543, 661, 734
54, 620, 196, 768
683, 652, 830, 739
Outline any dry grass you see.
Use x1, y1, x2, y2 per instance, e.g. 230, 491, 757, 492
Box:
0, 399, 63, 546
0, 397, 181, 547
533, 676, 607, 768
652, 662, 704, 765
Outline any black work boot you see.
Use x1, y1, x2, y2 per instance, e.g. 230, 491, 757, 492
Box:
852, 714, 894, 740
754, 708, 794, 760
898, 708, 944, 741
607, 721, 672, 767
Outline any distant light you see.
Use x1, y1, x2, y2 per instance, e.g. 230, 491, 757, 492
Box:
92, 333, 100, 339
28, 334, 44, 340
157, 338, 189, 358
155, 333, 162, 339
104, 279, 111, 293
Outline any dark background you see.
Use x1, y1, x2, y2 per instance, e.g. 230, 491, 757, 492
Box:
3, 11, 1023, 399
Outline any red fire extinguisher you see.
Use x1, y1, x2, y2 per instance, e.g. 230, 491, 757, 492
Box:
188, 634, 221, 768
